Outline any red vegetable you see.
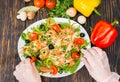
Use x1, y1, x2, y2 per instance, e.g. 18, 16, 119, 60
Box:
74, 38, 86, 46
30, 56, 37, 63
71, 52, 80, 59
29, 32, 38, 41
91, 20, 118, 48
34, 0, 45, 8
45, 0, 56, 8
51, 65, 58, 75
52, 24, 61, 32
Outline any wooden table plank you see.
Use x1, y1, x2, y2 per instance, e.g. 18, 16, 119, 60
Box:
0, 0, 120, 82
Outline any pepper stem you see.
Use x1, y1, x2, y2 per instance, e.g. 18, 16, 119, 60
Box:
111, 20, 119, 26
94, 9, 102, 16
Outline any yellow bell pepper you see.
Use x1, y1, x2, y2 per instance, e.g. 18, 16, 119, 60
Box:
74, 0, 101, 17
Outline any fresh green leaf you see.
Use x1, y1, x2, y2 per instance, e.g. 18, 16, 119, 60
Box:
61, 45, 67, 50
21, 33, 29, 41
48, 0, 73, 18
60, 23, 70, 29
68, 59, 80, 73
23, 53, 29, 58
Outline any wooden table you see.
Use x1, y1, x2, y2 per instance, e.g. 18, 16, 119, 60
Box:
0, 0, 120, 82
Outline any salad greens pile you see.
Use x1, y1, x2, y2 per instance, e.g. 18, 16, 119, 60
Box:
20, 18, 89, 75
49, 0, 73, 18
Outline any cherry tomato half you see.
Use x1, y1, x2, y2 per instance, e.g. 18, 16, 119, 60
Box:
30, 56, 37, 63
45, 0, 56, 8
51, 65, 58, 75
34, 0, 45, 8
29, 32, 38, 41
71, 52, 80, 59
52, 24, 61, 32
74, 38, 86, 46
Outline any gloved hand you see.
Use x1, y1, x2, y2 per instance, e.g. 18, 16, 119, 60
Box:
81, 47, 120, 82
13, 58, 41, 82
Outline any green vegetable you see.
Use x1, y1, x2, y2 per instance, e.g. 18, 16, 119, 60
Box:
58, 64, 69, 73
61, 45, 67, 50
47, 18, 56, 25
47, 40, 53, 45
43, 58, 53, 67
31, 23, 50, 33
80, 42, 90, 49
65, 51, 71, 58
23, 53, 29, 58
48, 0, 73, 18
68, 59, 80, 73
35, 59, 43, 66
35, 59, 43, 72
21, 33, 30, 41
75, 27, 80, 32
59, 23, 70, 29
28, 49, 39, 57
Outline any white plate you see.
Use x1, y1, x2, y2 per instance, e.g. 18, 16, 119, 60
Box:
18, 18, 91, 78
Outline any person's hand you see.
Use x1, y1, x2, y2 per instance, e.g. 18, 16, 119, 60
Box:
81, 47, 120, 82
13, 58, 41, 82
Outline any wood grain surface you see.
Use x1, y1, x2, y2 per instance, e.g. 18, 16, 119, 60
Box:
0, 0, 120, 82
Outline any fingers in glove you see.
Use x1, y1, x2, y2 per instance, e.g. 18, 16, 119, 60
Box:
81, 57, 91, 71
81, 49, 96, 67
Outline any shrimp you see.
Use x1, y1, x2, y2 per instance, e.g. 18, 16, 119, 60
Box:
46, 30, 56, 35
58, 56, 65, 65
54, 55, 65, 66
46, 18, 52, 28
52, 50, 62, 56
69, 60, 75, 66
39, 47, 50, 60
61, 28, 74, 35
31, 40, 46, 51
46, 30, 57, 39
40, 67, 52, 73
61, 41, 69, 46
66, 57, 75, 66
66, 42, 74, 51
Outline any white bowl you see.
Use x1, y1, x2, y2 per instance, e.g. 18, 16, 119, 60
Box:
18, 18, 91, 78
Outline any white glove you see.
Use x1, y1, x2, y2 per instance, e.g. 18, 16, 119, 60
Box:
81, 47, 120, 82
13, 58, 41, 82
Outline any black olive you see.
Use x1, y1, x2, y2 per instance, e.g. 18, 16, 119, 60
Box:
25, 40, 30, 43
36, 55, 41, 60
40, 24, 44, 29
48, 44, 54, 49
80, 33, 85, 37
58, 24, 61, 27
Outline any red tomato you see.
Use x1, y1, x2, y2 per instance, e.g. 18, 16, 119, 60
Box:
45, 0, 56, 8
29, 32, 38, 41
74, 38, 86, 45
52, 24, 61, 32
71, 52, 80, 59
30, 56, 37, 63
34, 0, 45, 8
51, 65, 58, 75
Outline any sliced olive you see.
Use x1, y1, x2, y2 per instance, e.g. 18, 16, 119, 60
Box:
80, 33, 85, 37
48, 44, 54, 49
40, 24, 44, 29
25, 40, 30, 43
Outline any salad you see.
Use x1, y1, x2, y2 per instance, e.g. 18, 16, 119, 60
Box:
18, 18, 90, 77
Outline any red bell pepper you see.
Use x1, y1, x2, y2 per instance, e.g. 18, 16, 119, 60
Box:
91, 20, 118, 48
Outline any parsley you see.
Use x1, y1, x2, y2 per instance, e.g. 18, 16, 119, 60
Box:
48, 0, 73, 18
